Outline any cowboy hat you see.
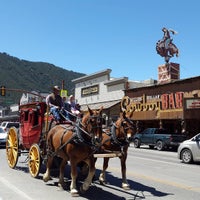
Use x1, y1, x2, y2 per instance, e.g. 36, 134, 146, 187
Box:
53, 85, 60, 91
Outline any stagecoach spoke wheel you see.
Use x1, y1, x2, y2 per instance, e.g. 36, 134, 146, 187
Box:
6, 127, 19, 169
28, 144, 41, 178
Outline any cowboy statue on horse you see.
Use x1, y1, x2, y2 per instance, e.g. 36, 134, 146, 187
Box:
156, 27, 179, 63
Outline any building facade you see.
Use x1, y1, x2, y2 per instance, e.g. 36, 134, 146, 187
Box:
124, 75, 200, 137
72, 69, 129, 125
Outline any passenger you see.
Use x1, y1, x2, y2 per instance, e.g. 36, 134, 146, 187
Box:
62, 96, 71, 120
68, 95, 80, 115
66, 95, 81, 121
46, 86, 65, 124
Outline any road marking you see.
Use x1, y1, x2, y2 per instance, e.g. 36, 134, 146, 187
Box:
0, 177, 34, 200
130, 155, 180, 166
96, 164, 200, 193
129, 153, 199, 170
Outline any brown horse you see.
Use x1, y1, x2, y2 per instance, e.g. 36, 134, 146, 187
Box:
43, 106, 103, 196
98, 111, 135, 190
156, 39, 179, 63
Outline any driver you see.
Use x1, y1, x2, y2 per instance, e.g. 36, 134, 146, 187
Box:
46, 86, 64, 124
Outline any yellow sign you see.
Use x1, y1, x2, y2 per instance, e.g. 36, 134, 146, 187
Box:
0, 86, 6, 96
60, 89, 68, 97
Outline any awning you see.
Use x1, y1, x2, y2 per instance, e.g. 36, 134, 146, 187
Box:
80, 100, 120, 111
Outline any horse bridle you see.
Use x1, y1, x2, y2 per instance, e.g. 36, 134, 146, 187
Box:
121, 117, 134, 136
111, 117, 134, 145
78, 115, 103, 146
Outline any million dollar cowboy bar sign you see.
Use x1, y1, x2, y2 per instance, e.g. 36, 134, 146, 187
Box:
122, 90, 200, 120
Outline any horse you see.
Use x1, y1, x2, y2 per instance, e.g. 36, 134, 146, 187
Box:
156, 39, 179, 63
43, 106, 103, 196
97, 111, 135, 190
168, 42, 179, 57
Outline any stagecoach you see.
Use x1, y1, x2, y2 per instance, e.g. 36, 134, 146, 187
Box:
5, 98, 104, 175
5, 95, 135, 195
6, 101, 53, 177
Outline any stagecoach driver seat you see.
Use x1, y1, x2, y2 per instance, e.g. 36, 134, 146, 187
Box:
46, 85, 65, 124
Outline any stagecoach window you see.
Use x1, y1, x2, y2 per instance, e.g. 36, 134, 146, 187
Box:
24, 110, 29, 121
33, 110, 39, 126
29, 110, 39, 126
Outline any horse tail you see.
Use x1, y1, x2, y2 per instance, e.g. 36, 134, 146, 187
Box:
156, 40, 166, 56
46, 128, 56, 156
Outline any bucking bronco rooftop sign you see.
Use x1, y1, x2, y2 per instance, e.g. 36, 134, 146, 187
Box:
156, 27, 179, 63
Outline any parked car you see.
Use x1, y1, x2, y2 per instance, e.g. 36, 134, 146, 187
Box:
0, 127, 7, 146
177, 133, 200, 164
133, 128, 187, 151
0, 121, 19, 133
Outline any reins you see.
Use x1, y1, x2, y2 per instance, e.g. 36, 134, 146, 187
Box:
48, 111, 103, 157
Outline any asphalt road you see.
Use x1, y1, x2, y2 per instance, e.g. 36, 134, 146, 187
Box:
0, 144, 199, 200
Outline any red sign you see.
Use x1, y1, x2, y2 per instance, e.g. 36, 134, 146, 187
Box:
161, 92, 183, 109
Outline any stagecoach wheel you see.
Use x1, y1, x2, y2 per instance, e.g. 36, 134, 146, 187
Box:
28, 144, 41, 178
6, 127, 19, 169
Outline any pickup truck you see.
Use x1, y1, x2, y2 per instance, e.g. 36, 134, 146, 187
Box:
133, 128, 187, 151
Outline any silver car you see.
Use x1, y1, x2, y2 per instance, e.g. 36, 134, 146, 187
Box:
177, 133, 200, 163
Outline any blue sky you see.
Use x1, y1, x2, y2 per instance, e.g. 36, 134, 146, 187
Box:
0, 0, 200, 81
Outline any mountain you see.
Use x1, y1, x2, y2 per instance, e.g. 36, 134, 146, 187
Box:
0, 52, 85, 106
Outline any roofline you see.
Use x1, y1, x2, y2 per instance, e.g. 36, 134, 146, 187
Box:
125, 75, 200, 92
72, 69, 112, 83
104, 77, 128, 86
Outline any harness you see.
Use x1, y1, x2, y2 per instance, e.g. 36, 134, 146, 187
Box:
102, 118, 134, 147
47, 115, 102, 157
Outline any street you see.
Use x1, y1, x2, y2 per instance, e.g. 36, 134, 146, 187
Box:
0, 144, 199, 200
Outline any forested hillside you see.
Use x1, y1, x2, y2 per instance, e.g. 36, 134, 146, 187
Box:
0, 52, 85, 105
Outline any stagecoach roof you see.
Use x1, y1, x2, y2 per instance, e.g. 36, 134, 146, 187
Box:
80, 100, 120, 111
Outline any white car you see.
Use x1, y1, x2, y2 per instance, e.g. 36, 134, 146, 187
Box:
0, 127, 7, 146
0, 122, 19, 147
177, 133, 200, 163
0, 121, 19, 133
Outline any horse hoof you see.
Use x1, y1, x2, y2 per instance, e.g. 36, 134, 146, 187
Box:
58, 182, 65, 190
99, 180, 106, 185
122, 183, 130, 190
80, 185, 86, 194
70, 189, 79, 197
43, 176, 51, 182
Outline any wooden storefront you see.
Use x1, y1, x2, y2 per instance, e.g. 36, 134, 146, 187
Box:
125, 76, 200, 137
